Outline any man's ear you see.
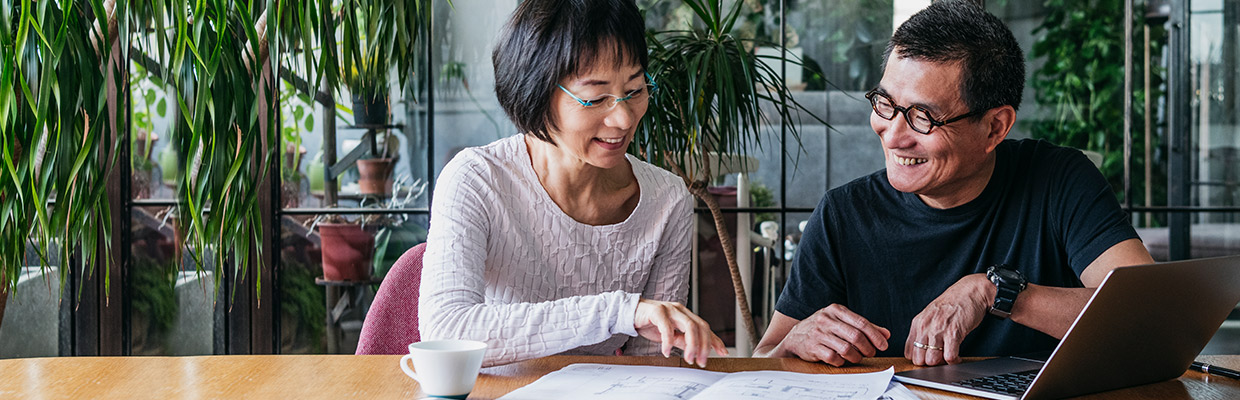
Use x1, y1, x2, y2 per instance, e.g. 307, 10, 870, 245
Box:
984, 105, 1016, 153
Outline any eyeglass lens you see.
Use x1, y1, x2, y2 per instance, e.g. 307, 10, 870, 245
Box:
868, 91, 935, 134
582, 85, 654, 110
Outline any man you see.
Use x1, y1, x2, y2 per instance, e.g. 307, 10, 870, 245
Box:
755, 0, 1154, 367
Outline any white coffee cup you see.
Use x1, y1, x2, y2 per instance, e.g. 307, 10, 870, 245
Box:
400, 340, 488, 398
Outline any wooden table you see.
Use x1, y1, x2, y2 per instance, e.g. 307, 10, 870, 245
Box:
1, 354, 1238, 399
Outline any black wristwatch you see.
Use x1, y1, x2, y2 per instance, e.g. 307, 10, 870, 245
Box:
986, 264, 1027, 319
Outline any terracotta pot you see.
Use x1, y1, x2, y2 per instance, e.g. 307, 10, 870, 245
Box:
357, 158, 395, 196
317, 223, 374, 281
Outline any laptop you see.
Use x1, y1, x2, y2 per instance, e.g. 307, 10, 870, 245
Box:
894, 255, 1240, 400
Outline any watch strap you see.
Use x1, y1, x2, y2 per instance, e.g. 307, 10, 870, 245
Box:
989, 284, 1020, 318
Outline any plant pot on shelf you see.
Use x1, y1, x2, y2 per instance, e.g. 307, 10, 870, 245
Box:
132, 164, 155, 199
307, 151, 325, 197
131, 132, 159, 199
133, 131, 159, 160
357, 158, 395, 197
317, 223, 375, 281
351, 94, 390, 126
282, 146, 308, 208
158, 144, 180, 188
284, 145, 308, 170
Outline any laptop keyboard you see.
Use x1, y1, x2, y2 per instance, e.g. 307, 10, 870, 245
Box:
955, 369, 1040, 396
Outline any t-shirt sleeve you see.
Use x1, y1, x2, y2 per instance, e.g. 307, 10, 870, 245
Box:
775, 196, 847, 321
1050, 148, 1140, 275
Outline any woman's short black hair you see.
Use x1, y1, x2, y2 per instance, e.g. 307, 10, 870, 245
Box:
885, 0, 1025, 114
492, 0, 648, 143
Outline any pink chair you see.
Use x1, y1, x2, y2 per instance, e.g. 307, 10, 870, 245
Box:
356, 242, 426, 354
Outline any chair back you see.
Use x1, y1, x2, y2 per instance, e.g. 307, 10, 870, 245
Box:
356, 242, 426, 354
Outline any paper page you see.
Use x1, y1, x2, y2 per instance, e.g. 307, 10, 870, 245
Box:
879, 381, 922, 400
498, 363, 727, 400
689, 367, 894, 400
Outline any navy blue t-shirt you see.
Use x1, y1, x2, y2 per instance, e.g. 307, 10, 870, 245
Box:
776, 139, 1139, 357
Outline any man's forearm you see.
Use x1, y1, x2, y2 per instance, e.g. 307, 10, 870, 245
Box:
1008, 284, 1095, 339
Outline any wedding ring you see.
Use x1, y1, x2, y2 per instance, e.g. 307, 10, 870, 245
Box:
913, 341, 943, 351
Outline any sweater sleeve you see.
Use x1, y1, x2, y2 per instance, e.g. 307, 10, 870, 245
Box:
418, 152, 641, 367
623, 185, 694, 355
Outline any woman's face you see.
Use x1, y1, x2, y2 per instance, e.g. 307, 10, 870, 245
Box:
545, 54, 649, 170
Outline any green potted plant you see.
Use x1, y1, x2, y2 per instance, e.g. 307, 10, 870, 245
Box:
340, 0, 437, 126
280, 82, 315, 207
633, 0, 825, 348
0, 0, 125, 327
132, 71, 166, 199
337, 0, 438, 197
370, 178, 429, 280
307, 150, 327, 197
315, 215, 377, 281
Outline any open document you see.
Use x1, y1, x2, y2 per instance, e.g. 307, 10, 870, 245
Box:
499, 363, 900, 400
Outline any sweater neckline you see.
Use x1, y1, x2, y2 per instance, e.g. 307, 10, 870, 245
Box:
512, 134, 646, 229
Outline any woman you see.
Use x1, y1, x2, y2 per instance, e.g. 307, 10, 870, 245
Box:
418, 0, 726, 367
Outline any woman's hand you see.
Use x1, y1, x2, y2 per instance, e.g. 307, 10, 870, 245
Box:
634, 299, 728, 367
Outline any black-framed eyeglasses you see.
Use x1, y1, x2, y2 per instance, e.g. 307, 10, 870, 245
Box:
865, 89, 987, 134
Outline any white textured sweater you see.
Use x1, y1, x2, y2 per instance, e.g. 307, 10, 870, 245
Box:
419, 134, 693, 367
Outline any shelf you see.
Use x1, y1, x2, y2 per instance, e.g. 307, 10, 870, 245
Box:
314, 277, 383, 287
341, 123, 406, 130
280, 207, 429, 215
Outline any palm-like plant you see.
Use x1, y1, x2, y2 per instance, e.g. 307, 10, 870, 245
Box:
132, 1, 275, 300
633, 0, 824, 348
340, 0, 436, 108
0, 0, 126, 325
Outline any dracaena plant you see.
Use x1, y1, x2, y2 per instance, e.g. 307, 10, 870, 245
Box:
0, 0, 126, 316
633, 0, 825, 347
339, 0, 437, 102
135, 0, 276, 299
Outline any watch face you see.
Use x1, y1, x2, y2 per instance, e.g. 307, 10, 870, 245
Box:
995, 268, 1022, 281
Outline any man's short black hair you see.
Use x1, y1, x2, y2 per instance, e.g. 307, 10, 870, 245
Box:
885, 0, 1025, 113
492, 0, 648, 143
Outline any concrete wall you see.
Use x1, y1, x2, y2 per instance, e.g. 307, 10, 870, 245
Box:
0, 268, 61, 358
167, 271, 216, 355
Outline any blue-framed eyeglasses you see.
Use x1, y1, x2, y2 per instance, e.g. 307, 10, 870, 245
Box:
557, 73, 658, 112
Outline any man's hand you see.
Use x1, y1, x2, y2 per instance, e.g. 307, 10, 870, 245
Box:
768, 304, 891, 366
634, 299, 728, 367
906, 273, 994, 366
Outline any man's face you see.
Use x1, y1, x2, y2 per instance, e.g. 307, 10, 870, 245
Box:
871, 52, 1000, 209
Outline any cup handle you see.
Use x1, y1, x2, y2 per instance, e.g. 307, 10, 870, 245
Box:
400, 354, 420, 382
